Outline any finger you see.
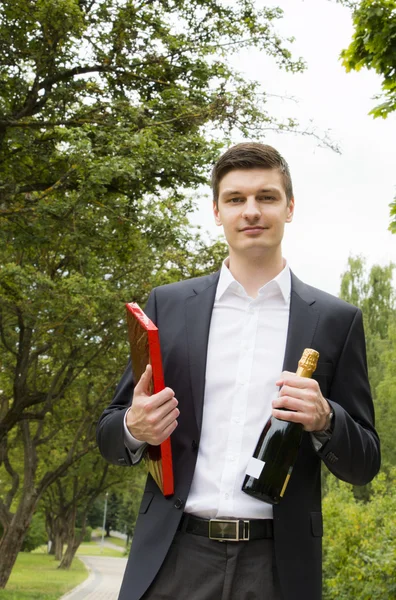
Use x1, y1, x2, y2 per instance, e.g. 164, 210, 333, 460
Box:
275, 371, 295, 387
151, 397, 179, 422
278, 384, 309, 400
276, 374, 318, 389
157, 406, 180, 432
148, 387, 176, 409
272, 407, 307, 426
134, 364, 153, 395
153, 419, 179, 445
272, 396, 306, 412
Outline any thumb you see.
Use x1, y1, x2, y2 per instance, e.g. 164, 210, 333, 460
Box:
135, 364, 152, 396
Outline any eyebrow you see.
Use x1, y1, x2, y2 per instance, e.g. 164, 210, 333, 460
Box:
221, 188, 280, 197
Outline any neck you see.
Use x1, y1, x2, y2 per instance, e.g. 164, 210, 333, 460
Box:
227, 250, 285, 299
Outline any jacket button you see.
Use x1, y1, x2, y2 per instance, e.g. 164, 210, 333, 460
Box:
118, 458, 127, 465
174, 498, 184, 509
326, 451, 338, 464
191, 440, 198, 451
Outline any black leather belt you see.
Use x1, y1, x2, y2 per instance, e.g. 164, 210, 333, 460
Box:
179, 514, 273, 542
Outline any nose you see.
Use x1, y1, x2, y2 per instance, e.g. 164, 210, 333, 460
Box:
242, 197, 261, 221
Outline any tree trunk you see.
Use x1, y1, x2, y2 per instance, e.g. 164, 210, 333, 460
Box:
59, 513, 86, 570
0, 495, 37, 588
59, 534, 81, 569
54, 532, 64, 560
45, 510, 67, 560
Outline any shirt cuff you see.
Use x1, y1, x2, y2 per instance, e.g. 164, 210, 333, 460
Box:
310, 431, 331, 452
123, 409, 148, 464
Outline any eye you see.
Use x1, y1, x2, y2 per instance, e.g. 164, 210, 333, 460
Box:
228, 197, 244, 203
258, 196, 276, 202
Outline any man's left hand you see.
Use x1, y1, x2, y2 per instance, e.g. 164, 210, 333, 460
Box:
272, 371, 331, 432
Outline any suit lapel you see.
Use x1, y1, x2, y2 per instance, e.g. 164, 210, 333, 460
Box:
185, 272, 220, 432
282, 272, 320, 372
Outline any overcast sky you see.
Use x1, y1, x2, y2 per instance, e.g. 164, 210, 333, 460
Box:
190, 0, 396, 296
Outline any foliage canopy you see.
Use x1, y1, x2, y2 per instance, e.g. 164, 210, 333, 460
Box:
340, 0, 396, 118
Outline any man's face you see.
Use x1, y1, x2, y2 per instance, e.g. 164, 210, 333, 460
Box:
213, 168, 294, 259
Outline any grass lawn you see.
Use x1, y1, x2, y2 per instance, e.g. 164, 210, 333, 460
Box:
77, 542, 124, 557
32, 539, 124, 558
105, 536, 127, 549
0, 552, 87, 600
92, 529, 127, 549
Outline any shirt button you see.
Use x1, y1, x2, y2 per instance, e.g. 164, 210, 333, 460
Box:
225, 493, 229, 500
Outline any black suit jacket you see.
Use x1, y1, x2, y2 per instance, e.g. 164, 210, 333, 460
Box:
97, 271, 380, 600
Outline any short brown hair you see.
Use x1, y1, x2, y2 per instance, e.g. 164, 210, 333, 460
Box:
211, 142, 293, 207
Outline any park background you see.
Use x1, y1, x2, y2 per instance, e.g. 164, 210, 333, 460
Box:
0, 0, 395, 598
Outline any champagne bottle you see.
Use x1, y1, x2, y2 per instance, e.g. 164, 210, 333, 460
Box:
242, 348, 319, 504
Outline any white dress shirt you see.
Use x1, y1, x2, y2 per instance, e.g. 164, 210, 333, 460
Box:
184, 261, 290, 520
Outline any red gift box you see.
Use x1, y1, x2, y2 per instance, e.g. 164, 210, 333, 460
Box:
125, 302, 174, 497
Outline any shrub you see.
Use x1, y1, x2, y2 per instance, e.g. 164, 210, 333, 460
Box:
21, 512, 47, 552
323, 469, 396, 600
75, 526, 92, 543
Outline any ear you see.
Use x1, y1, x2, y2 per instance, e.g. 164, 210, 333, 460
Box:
286, 197, 294, 223
213, 201, 222, 226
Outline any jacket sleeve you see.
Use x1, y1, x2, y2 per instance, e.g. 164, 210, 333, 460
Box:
96, 290, 157, 466
316, 308, 381, 485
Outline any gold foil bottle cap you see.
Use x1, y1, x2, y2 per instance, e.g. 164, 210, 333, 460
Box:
298, 348, 319, 375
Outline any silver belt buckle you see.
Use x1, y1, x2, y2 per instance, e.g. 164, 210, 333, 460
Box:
209, 519, 250, 542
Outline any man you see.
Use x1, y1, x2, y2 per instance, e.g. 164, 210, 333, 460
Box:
97, 143, 380, 600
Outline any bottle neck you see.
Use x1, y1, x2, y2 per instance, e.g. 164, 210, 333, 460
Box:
295, 366, 314, 378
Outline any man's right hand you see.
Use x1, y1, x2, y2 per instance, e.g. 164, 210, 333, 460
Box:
126, 364, 179, 445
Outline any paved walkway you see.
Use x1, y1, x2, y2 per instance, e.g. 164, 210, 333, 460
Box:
91, 535, 127, 553
60, 555, 127, 600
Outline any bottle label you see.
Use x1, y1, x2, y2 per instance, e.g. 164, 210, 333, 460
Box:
245, 457, 265, 479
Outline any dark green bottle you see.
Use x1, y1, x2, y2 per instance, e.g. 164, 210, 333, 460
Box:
242, 348, 319, 504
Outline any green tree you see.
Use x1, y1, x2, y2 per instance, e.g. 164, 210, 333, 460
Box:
104, 492, 120, 538
337, 0, 396, 231
323, 253, 396, 597
337, 256, 395, 501
373, 317, 396, 470
41, 453, 130, 567
0, 0, 306, 588
339, 256, 395, 393
340, 0, 396, 119
114, 467, 146, 544
323, 470, 396, 599
86, 497, 106, 531
0, 375, 106, 583
21, 511, 47, 553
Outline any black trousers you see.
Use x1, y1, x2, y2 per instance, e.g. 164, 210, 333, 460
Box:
141, 530, 282, 600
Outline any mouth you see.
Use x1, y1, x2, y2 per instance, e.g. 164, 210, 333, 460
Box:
240, 226, 267, 233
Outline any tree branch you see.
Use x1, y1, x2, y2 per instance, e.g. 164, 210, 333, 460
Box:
2, 444, 20, 511
38, 445, 94, 495
0, 499, 12, 532
0, 311, 17, 357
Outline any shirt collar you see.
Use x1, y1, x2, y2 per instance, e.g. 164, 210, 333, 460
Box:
215, 258, 291, 304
